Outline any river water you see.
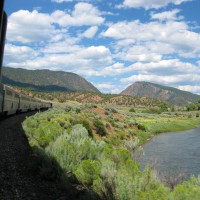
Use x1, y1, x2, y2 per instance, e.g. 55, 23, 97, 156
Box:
138, 126, 200, 179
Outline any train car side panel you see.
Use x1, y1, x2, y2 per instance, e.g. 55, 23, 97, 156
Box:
20, 95, 31, 112
3, 85, 20, 115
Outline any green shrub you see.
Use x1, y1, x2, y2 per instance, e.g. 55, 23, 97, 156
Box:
75, 107, 81, 113
138, 123, 146, 131
51, 117, 70, 128
128, 119, 137, 127
65, 105, 72, 112
171, 176, 200, 200
74, 120, 93, 138
105, 107, 118, 113
94, 115, 101, 120
104, 111, 110, 115
110, 108, 118, 113
93, 120, 107, 136
30, 121, 64, 148
129, 108, 136, 112
58, 98, 66, 103
46, 125, 105, 175
142, 108, 161, 114
74, 160, 101, 186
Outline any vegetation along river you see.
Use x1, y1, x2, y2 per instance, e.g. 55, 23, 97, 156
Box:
138, 126, 200, 179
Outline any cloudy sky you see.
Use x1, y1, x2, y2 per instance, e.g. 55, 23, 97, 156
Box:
4, 0, 200, 94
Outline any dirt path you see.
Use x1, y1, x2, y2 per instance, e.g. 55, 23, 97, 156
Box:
0, 112, 70, 200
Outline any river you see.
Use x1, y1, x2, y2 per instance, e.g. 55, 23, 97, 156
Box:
138, 126, 200, 179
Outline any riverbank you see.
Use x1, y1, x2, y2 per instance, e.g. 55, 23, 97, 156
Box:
136, 116, 200, 144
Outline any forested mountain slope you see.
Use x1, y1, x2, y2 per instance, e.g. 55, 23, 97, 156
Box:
2, 67, 100, 93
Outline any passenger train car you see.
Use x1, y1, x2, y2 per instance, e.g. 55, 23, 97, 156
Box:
0, 83, 52, 116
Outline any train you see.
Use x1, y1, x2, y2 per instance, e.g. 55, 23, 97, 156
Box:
0, 2, 52, 117
0, 83, 52, 116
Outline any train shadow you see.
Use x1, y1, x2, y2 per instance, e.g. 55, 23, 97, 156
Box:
0, 111, 101, 199
31, 146, 101, 200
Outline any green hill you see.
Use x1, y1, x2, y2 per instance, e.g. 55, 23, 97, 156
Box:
2, 67, 100, 93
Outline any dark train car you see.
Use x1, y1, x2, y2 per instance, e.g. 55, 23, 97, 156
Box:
0, 82, 4, 115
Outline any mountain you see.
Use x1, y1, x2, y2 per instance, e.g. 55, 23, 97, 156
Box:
2, 67, 100, 93
120, 81, 200, 105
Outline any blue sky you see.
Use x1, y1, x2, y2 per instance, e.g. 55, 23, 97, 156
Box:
4, 0, 200, 94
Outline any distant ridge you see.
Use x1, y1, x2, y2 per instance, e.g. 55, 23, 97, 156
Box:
120, 81, 200, 105
2, 67, 100, 93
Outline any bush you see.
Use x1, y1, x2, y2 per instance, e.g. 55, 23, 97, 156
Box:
30, 121, 64, 148
142, 108, 161, 114
46, 125, 105, 175
58, 98, 66, 103
93, 120, 107, 136
74, 160, 101, 186
129, 108, 136, 112
138, 123, 146, 131
74, 120, 93, 138
104, 111, 110, 115
105, 107, 118, 113
65, 105, 72, 112
75, 107, 81, 114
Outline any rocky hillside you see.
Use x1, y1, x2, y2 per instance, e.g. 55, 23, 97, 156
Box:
121, 81, 200, 105
2, 67, 100, 93
14, 87, 168, 109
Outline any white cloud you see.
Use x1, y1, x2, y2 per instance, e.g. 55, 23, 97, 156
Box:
7, 3, 104, 43
126, 59, 198, 75
78, 46, 112, 61
83, 58, 198, 78
7, 10, 54, 43
102, 20, 200, 59
81, 26, 98, 38
5, 44, 113, 73
94, 83, 123, 94
42, 36, 80, 54
178, 85, 200, 94
4, 44, 38, 63
116, 45, 162, 62
151, 9, 183, 21
51, 3, 104, 27
95, 83, 115, 89
120, 73, 200, 86
119, 0, 191, 10
80, 62, 127, 76
102, 20, 188, 40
